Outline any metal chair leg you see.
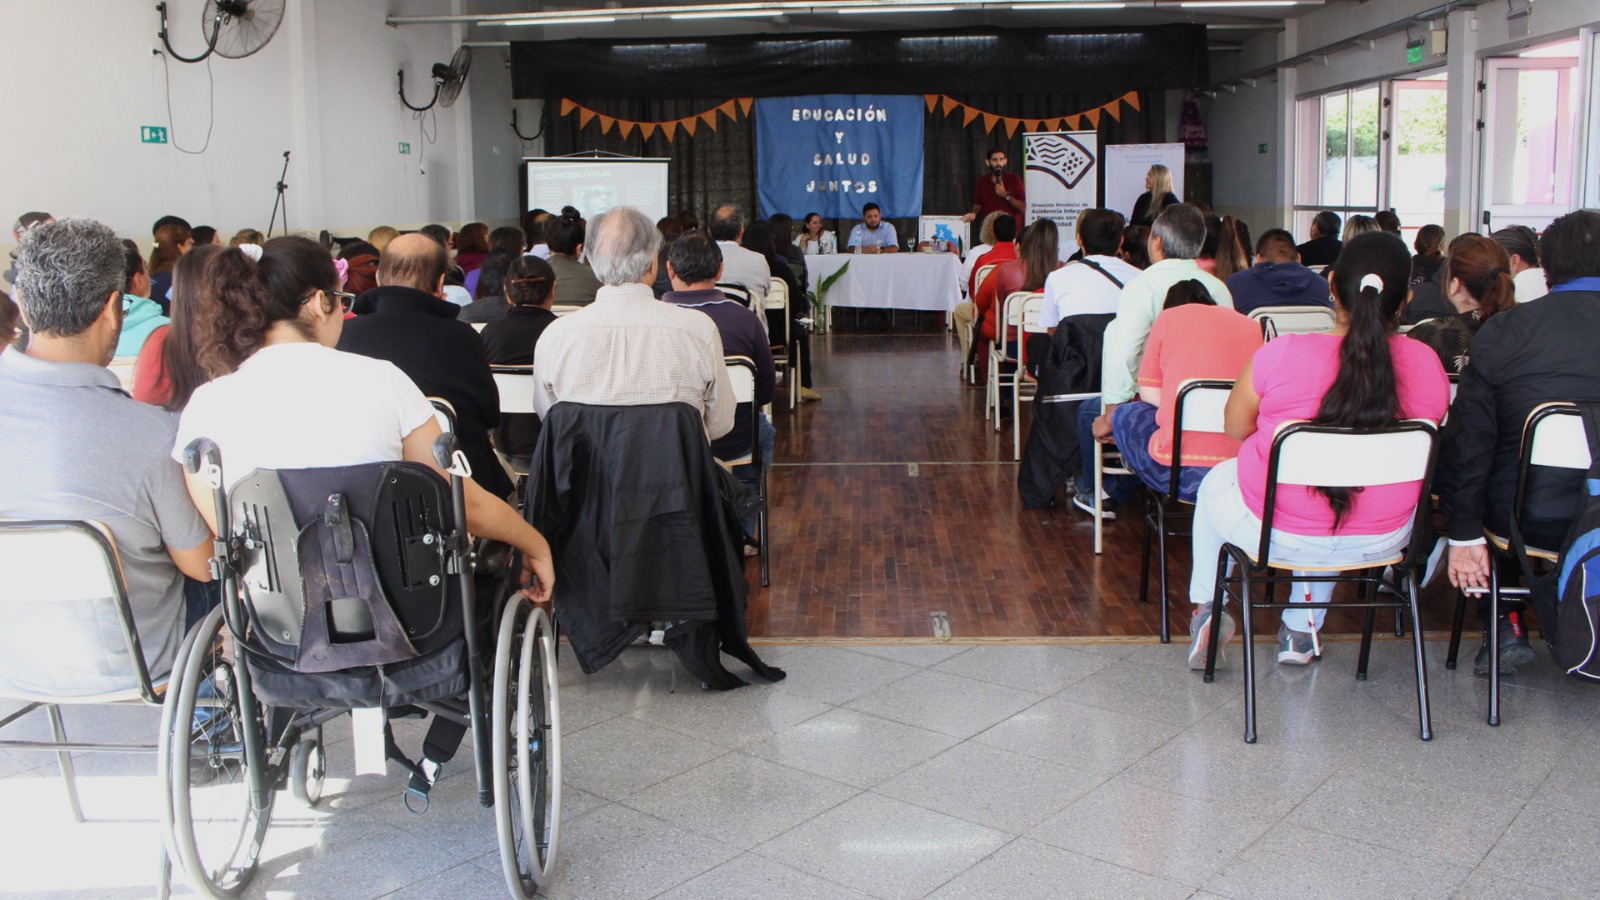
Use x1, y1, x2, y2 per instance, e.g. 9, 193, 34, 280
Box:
1157, 503, 1172, 644
1240, 568, 1258, 744
1138, 496, 1155, 605
1204, 546, 1230, 683
1358, 607, 1377, 681
46, 705, 84, 823
1488, 568, 1502, 727
1410, 578, 1433, 741
1445, 587, 1468, 670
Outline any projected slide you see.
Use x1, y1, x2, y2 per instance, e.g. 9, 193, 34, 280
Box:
526, 158, 670, 222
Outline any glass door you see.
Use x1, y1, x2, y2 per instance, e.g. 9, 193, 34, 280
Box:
1388, 76, 1448, 243
1480, 55, 1579, 232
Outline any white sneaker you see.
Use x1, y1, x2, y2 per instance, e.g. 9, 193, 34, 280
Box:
1071, 491, 1116, 521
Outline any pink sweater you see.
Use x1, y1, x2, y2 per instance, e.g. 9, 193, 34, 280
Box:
1238, 332, 1449, 535
1138, 304, 1262, 466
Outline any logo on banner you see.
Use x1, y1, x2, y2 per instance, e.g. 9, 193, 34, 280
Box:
1026, 134, 1096, 191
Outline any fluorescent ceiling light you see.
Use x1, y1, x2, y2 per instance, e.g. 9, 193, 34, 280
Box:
670, 9, 784, 18
497, 16, 618, 25
839, 5, 958, 12
1178, 1, 1299, 7
1011, 2, 1126, 8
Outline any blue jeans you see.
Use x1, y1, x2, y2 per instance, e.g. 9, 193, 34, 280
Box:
733, 414, 776, 536
1110, 401, 1210, 504
184, 576, 220, 630
1075, 398, 1141, 503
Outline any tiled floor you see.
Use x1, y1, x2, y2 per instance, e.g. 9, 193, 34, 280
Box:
6, 637, 1600, 898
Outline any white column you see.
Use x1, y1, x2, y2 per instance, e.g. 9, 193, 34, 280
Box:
1275, 19, 1300, 231
1441, 7, 1481, 237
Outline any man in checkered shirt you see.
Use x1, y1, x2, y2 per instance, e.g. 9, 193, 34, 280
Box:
532, 205, 736, 442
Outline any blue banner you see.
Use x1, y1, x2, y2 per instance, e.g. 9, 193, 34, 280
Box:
754, 94, 924, 220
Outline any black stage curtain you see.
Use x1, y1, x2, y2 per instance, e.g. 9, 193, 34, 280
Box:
513, 25, 1207, 100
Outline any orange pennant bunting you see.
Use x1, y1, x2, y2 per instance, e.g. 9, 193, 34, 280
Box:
1085, 109, 1101, 128
942, 95, 960, 116
1034, 119, 1048, 132
560, 98, 576, 116
1053, 118, 1067, 131
737, 97, 753, 115
640, 122, 657, 140
682, 116, 697, 137
925, 94, 938, 112
702, 110, 719, 131
661, 121, 677, 141
1103, 101, 1121, 123
1005, 118, 1022, 137
597, 115, 615, 134
981, 113, 999, 132
716, 100, 737, 120
1066, 115, 1082, 131
622, 120, 640, 139
1122, 90, 1141, 112
578, 108, 596, 128
962, 105, 980, 126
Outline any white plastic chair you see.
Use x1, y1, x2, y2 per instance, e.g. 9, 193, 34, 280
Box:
718, 356, 769, 587
1249, 305, 1337, 340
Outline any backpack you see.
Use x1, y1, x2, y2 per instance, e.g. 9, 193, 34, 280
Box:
1521, 402, 1600, 680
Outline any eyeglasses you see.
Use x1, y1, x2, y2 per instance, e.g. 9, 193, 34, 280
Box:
302, 289, 355, 312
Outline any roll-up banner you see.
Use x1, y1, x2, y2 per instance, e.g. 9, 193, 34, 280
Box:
1024, 131, 1100, 253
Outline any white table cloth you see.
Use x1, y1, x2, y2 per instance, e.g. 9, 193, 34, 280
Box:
805, 253, 962, 313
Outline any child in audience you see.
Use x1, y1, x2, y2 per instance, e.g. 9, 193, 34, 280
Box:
1185, 232, 1449, 669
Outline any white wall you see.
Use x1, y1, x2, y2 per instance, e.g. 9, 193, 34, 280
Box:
0, 0, 472, 288
1207, 0, 1600, 237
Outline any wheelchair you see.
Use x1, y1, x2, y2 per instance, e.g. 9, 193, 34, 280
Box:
157, 431, 560, 898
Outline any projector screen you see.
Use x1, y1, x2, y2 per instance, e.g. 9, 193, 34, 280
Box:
525, 157, 670, 223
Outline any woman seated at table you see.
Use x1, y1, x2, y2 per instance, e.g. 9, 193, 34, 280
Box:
794, 212, 837, 256
172, 236, 555, 599
1184, 232, 1449, 670
1110, 279, 1262, 503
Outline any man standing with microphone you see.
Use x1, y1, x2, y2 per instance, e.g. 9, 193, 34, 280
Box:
962, 148, 1026, 227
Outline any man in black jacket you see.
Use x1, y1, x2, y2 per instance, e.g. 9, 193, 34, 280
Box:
1441, 210, 1600, 673
1296, 211, 1343, 268
339, 233, 513, 499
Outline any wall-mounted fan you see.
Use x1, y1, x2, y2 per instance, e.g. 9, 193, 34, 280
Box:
399, 46, 473, 112
157, 0, 284, 63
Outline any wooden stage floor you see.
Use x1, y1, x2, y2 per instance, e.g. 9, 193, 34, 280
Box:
745, 316, 1463, 640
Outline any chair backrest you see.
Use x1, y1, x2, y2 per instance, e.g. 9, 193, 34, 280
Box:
470, 322, 487, 333
1250, 305, 1337, 340
974, 264, 997, 294
0, 520, 157, 701
551, 304, 581, 317
1166, 379, 1235, 498
1017, 292, 1046, 333
720, 356, 759, 466
766, 277, 788, 311
1524, 403, 1591, 470
716, 282, 753, 308
490, 365, 537, 415
108, 357, 138, 392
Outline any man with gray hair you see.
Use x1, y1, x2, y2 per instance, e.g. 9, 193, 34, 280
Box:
0, 218, 213, 695
1074, 203, 1234, 519
707, 204, 771, 307
532, 206, 735, 440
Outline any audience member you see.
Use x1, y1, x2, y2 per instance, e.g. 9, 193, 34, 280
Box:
1186, 231, 1449, 669
769, 214, 806, 270
846, 202, 899, 254
367, 225, 400, 253
1491, 225, 1547, 304
419, 223, 453, 249
1201, 215, 1251, 280
480, 255, 559, 463
114, 240, 168, 359
953, 213, 1018, 365
1401, 227, 1459, 325
0, 218, 213, 694
545, 215, 602, 308
1038, 209, 1139, 335
191, 225, 219, 246
151, 215, 191, 236
341, 249, 380, 299
337, 233, 513, 500
1342, 214, 1380, 242
148, 222, 193, 313
134, 245, 220, 410
677, 209, 699, 234
460, 247, 516, 323
463, 228, 524, 298
1375, 210, 1403, 234
1119, 225, 1151, 269
1081, 204, 1234, 518
651, 216, 684, 299
532, 206, 735, 442
1130, 164, 1179, 228
1297, 211, 1343, 267
743, 220, 818, 401
662, 232, 777, 468
795, 212, 838, 257
524, 209, 553, 259
960, 211, 1002, 293
454, 222, 490, 272
5, 211, 54, 285
0, 293, 17, 352
1225, 228, 1333, 317
1404, 234, 1515, 375
229, 228, 264, 247
981, 219, 1061, 387
1110, 279, 1261, 503
1440, 210, 1600, 674
708, 205, 771, 305
1410, 224, 1447, 287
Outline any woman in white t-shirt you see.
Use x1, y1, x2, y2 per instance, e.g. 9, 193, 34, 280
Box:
173, 237, 553, 599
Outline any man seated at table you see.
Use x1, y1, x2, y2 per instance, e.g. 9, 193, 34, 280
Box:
847, 203, 899, 254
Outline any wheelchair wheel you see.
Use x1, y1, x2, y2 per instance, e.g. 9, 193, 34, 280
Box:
162, 606, 273, 897
492, 598, 561, 897
289, 728, 326, 808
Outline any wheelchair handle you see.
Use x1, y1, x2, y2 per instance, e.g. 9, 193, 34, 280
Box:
432, 433, 460, 472
182, 437, 221, 477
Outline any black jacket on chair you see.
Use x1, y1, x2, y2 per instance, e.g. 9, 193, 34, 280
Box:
338, 285, 514, 499
525, 402, 785, 689
1018, 313, 1114, 509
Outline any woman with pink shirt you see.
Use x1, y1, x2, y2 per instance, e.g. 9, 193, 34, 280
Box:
1111, 279, 1262, 503
1186, 232, 1450, 669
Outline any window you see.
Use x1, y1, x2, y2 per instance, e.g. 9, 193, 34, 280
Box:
1294, 83, 1391, 239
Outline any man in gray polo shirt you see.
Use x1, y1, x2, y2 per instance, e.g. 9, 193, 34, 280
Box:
0, 218, 213, 696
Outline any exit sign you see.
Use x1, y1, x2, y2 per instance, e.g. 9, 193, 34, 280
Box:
140, 125, 168, 144
399, 142, 411, 155
1407, 40, 1425, 65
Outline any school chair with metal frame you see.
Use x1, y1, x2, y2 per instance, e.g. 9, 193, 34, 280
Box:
717, 356, 770, 587
1199, 419, 1443, 744
1249, 305, 1337, 340
1444, 402, 1590, 726
1137, 379, 1235, 644
765, 277, 799, 409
